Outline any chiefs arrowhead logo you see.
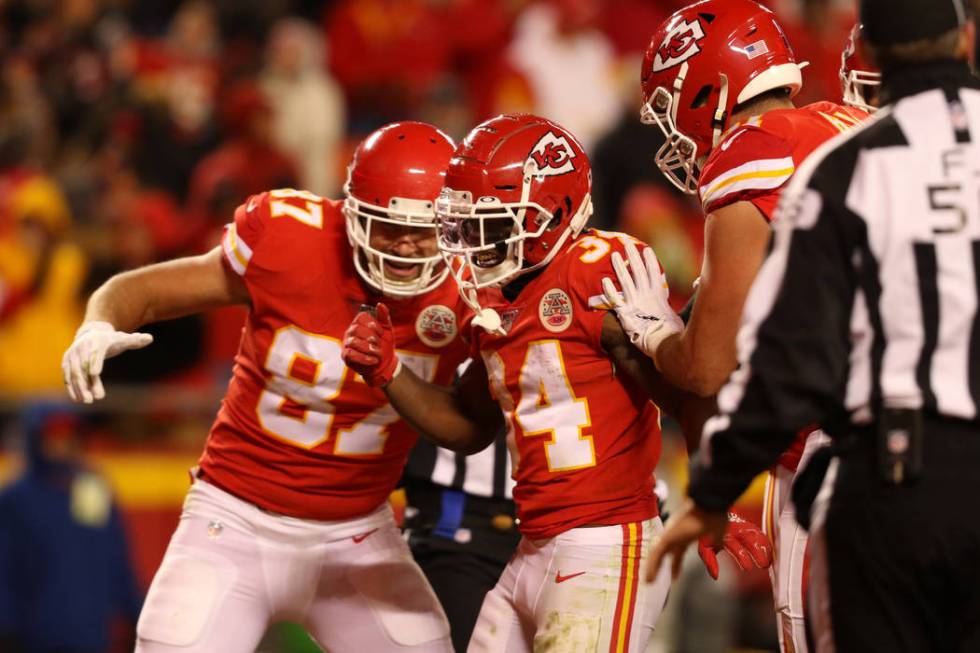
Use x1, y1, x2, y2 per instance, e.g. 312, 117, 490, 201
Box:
528, 132, 577, 177
652, 18, 706, 72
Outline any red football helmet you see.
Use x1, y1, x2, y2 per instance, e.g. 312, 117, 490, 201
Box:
436, 113, 592, 326
840, 24, 881, 113
640, 0, 804, 194
344, 121, 455, 297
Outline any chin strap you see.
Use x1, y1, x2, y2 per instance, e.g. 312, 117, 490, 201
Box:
711, 72, 729, 149
671, 62, 688, 127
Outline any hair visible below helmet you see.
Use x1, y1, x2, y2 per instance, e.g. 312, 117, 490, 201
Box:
344, 121, 455, 297
640, 0, 805, 194
436, 113, 592, 330
840, 24, 881, 113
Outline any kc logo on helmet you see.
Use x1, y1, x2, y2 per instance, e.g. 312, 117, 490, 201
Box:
652, 18, 706, 72
528, 132, 577, 176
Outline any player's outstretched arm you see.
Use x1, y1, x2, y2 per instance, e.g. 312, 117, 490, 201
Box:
63, 247, 249, 403
342, 305, 504, 454
648, 202, 771, 396
600, 312, 715, 453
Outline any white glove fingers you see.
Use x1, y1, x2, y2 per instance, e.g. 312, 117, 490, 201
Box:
611, 252, 637, 302
91, 374, 106, 401
70, 356, 93, 404
88, 348, 106, 377
642, 247, 667, 291
600, 277, 624, 308
88, 349, 107, 400
108, 332, 153, 357
130, 332, 154, 348
63, 361, 79, 403
624, 240, 650, 294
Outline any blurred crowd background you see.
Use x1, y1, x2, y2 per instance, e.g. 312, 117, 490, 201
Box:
0, 0, 862, 651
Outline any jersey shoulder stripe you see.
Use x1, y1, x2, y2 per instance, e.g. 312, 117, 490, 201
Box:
699, 156, 795, 211
222, 222, 254, 276
698, 119, 796, 214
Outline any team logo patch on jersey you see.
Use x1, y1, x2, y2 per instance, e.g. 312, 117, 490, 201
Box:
539, 289, 573, 333
652, 19, 706, 72
528, 132, 577, 176
415, 305, 457, 348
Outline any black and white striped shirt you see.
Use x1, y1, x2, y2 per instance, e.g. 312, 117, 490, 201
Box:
689, 61, 980, 511
404, 359, 515, 501
405, 434, 515, 500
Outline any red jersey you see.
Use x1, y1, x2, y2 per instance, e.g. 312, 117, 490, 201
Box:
699, 101, 868, 219
698, 102, 869, 470
470, 229, 663, 539
201, 189, 469, 520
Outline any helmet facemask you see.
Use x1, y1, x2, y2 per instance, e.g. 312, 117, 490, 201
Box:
641, 64, 702, 196
436, 158, 591, 333
344, 187, 448, 298
841, 68, 881, 113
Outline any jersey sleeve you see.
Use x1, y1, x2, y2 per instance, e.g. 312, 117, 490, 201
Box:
698, 126, 796, 219
221, 191, 270, 279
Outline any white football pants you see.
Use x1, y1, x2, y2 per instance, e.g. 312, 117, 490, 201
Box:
468, 518, 671, 653
135, 479, 451, 653
762, 430, 830, 653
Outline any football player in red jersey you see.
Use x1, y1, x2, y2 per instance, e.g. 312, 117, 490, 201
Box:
342, 113, 771, 653
599, 2, 871, 652
60, 122, 469, 653
840, 23, 882, 113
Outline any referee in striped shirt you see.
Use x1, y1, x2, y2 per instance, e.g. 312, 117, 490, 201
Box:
644, 1, 980, 650
402, 362, 518, 653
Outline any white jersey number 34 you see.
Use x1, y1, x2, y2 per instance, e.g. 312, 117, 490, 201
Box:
484, 340, 595, 473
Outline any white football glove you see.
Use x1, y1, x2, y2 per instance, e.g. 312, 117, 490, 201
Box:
601, 240, 683, 361
62, 321, 153, 403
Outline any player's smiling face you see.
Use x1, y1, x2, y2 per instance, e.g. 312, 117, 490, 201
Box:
459, 216, 514, 268
367, 220, 439, 281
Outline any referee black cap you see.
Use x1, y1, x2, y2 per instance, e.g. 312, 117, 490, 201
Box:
860, 0, 968, 46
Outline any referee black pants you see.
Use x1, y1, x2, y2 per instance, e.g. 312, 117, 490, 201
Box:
809, 417, 980, 652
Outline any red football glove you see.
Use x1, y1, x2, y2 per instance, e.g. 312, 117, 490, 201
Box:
697, 513, 772, 580
341, 303, 401, 387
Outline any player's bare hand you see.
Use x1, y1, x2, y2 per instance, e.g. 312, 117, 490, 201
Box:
600, 239, 683, 360
341, 303, 401, 387
61, 321, 153, 404
647, 499, 727, 582
697, 512, 772, 579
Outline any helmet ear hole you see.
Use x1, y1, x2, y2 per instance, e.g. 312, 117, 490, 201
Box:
546, 206, 564, 231
544, 196, 573, 232
691, 84, 713, 109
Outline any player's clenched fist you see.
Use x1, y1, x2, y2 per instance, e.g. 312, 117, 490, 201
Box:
62, 321, 153, 404
342, 303, 402, 387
